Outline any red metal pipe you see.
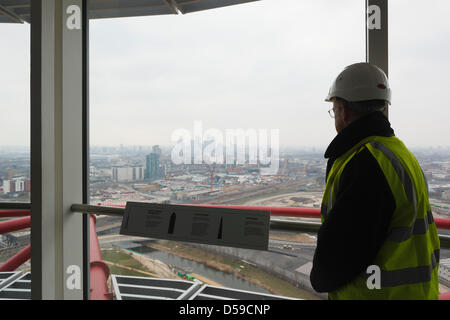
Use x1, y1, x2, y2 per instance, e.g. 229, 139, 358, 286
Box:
2, 203, 448, 228
0, 214, 112, 299
0, 210, 30, 218
434, 217, 450, 231
0, 216, 30, 234
89, 214, 112, 300
97, 202, 450, 229
0, 244, 31, 272
440, 292, 450, 300
188, 204, 450, 229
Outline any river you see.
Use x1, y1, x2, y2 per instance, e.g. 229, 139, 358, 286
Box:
129, 244, 271, 294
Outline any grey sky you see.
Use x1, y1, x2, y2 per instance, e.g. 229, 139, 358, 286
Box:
1, 0, 450, 150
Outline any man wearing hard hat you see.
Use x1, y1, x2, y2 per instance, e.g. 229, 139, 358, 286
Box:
310, 62, 440, 299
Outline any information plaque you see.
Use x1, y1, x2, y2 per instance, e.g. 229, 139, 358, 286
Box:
120, 202, 270, 251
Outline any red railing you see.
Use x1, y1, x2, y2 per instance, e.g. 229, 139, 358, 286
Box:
0, 216, 30, 234
0, 245, 31, 272
0, 210, 31, 218
0, 210, 113, 299
89, 214, 112, 300
0, 206, 449, 300
99, 203, 450, 230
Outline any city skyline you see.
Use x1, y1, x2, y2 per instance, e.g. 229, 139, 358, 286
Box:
1, 1, 450, 148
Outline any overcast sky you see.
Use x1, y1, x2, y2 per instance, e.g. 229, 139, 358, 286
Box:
1, 0, 449, 150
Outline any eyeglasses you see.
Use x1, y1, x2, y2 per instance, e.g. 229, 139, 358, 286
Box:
328, 108, 335, 118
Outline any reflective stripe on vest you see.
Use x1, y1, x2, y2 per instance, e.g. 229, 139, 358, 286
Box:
368, 140, 436, 243
369, 140, 417, 216
321, 186, 333, 220
386, 210, 434, 242
362, 249, 439, 287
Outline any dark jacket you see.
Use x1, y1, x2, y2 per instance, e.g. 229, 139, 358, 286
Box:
310, 111, 396, 293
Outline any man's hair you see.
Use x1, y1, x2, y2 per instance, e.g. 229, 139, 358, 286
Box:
335, 98, 387, 117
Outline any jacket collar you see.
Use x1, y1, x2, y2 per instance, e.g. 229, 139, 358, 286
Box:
324, 111, 395, 159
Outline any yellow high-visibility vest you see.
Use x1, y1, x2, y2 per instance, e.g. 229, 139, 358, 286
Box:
321, 135, 440, 300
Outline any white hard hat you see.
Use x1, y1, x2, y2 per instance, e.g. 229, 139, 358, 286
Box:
325, 62, 391, 105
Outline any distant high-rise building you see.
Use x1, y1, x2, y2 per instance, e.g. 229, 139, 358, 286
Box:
145, 145, 164, 181
112, 166, 144, 182
15, 180, 25, 192
146, 152, 160, 181
2, 180, 11, 194
2, 180, 21, 194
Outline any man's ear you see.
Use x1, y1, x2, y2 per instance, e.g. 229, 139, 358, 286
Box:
342, 104, 352, 122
